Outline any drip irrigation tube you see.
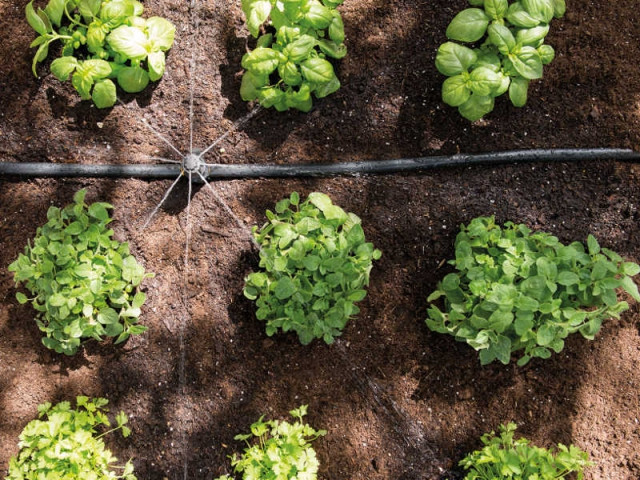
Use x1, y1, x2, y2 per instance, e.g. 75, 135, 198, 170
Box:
1, 148, 639, 181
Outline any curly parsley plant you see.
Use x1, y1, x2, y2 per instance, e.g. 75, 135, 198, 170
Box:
215, 405, 326, 480
26, 0, 175, 108
6, 396, 136, 480
244, 192, 381, 345
426, 216, 640, 365
435, 0, 566, 121
459, 423, 592, 479
240, 0, 347, 111
8, 189, 153, 355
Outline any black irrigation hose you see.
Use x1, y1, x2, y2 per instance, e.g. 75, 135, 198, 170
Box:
1, 149, 639, 181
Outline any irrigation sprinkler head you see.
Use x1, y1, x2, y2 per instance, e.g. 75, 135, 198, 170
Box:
182, 149, 207, 178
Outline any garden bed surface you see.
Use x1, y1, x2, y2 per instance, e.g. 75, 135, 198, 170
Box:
1, 1, 640, 479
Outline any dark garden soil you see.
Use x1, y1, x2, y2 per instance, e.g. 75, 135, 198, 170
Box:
2, 1, 640, 479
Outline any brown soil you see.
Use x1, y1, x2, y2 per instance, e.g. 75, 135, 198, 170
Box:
1, 1, 640, 479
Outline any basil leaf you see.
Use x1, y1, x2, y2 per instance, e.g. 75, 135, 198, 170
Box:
108, 25, 149, 60
521, 0, 555, 23
516, 24, 550, 47
488, 22, 515, 55
469, 67, 502, 96
508, 76, 529, 107
242, 0, 272, 37
509, 46, 542, 79
26, 1, 48, 35
147, 51, 166, 82
506, 1, 541, 28
442, 74, 471, 107
458, 94, 495, 121
278, 61, 303, 86
446, 8, 490, 43
314, 75, 340, 98
552, 0, 566, 18
484, 0, 508, 20
146, 17, 176, 51
241, 47, 281, 75
435, 42, 478, 76
284, 34, 316, 62
92, 79, 116, 109
240, 71, 268, 100
328, 12, 345, 43
537, 44, 555, 64
301, 57, 334, 84
44, 0, 65, 27
117, 66, 150, 93
50, 56, 79, 82
317, 39, 347, 59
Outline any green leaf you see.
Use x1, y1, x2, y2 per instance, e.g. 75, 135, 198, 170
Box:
446, 8, 490, 43
304, 2, 333, 28
26, 1, 48, 35
274, 277, 296, 300
522, 0, 555, 22
484, 0, 508, 20
469, 66, 502, 96
44, 0, 65, 27
92, 79, 117, 109
242, 47, 281, 75
78, 0, 101, 18
516, 25, 550, 46
16, 292, 29, 304
243, 0, 272, 37
240, 71, 268, 101
552, 0, 566, 18
50, 56, 79, 82
117, 66, 150, 93
314, 75, 341, 99
537, 323, 555, 346
458, 94, 494, 121
538, 44, 555, 65
442, 74, 471, 107
147, 51, 166, 82
509, 47, 543, 79
557, 270, 579, 286
328, 12, 345, 43
317, 39, 347, 59
587, 234, 600, 255
506, 2, 541, 28
487, 23, 515, 55
32, 40, 50, 77
97, 307, 119, 324
301, 57, 335, 84
284, 35, 317, 62
621, 276, 640, 302
146, 17, 176, 51
435, 42, 478, 76
107, 25, 149, 60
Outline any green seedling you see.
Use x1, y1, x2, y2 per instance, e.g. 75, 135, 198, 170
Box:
8, 189, 153, 355
435, 0, 566, 121
6, 397, 136, 480
26, 0, 175, 108
426, 216, 640, 365
244, 192, 381, 345
215, 405, 326, 480
240, 0, 347, 111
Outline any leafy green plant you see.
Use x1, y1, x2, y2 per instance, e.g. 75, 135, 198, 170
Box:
240, 0, 346, 112
6, 396, 136, 480
8, 189, 153, 355
426, 216, 640, 365
215, 405, 326, 480
244, 192, 381, 345
26, 0, 175, 108
435, 0, 565, 121
459, 423, 592, 479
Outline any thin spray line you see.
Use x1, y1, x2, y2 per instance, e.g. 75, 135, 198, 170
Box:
198, 106, 262, 159
141, 173, 183, 231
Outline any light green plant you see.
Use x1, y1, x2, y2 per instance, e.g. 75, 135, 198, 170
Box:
26, 0, 175, 108
244, 192, 381, 345
459, 423, 592, 479
426, 216, 640, 365
8, 189, 153, 355
240, 0, 346, 111
6, 396, 136, 480
215, 405, 326, 480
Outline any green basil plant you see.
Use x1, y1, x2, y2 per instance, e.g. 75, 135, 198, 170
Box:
435, 0, 565, 121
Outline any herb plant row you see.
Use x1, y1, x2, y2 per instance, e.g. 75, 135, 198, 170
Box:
9, 189, 153, 355
26, 0, 175, 108
426, 216, 640, 365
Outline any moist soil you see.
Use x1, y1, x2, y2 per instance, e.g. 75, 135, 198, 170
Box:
1, 1, 640, 479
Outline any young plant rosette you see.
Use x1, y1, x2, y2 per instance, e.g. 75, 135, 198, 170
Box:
215, 405, 326, 480
459, 423, 592, 479
240, 0, 347, 112
6, 397, 136, 480
244, 192, 381, 345
9, 189, 153, 355
426, 216, 640, 365
435, 0, 565, 121
26, 0, 175, 108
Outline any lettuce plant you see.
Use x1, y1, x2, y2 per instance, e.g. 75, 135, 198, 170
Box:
8, 189, 153, 355
426, 216, 640, 365
6, 397, 136, 480
459, 423, 592, 479
26, 0, 175, 108
240, 0, 346, 112
435, 0, 565, 121
244, 192, 381, 345
215, 405, 326, 480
